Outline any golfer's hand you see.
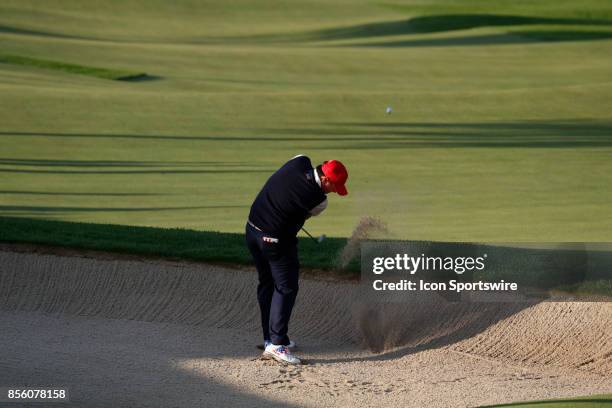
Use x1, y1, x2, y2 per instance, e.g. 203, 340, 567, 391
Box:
309, 198, 328, 217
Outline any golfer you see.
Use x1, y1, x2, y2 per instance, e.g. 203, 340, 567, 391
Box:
246, 155, 348, 364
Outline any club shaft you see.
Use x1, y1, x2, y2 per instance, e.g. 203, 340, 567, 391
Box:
301, 227, 318, 242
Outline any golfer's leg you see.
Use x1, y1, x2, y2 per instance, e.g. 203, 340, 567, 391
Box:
268, 244, 299, 346
256, 265, 274, 342
245, 225, 274, 342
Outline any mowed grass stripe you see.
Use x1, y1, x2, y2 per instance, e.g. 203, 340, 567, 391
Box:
0, 54, 152, 81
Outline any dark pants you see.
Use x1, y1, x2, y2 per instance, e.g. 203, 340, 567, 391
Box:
245, 222, 299, 346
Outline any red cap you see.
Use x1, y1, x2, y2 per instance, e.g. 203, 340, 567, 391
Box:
321, 160, 348, 196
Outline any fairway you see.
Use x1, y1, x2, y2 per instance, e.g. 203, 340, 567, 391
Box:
1, 0, 611, 241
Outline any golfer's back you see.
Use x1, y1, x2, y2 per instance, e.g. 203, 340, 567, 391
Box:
249, 156, 326, 239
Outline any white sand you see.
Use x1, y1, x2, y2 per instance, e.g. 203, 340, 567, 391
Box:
0, 248, 610, 407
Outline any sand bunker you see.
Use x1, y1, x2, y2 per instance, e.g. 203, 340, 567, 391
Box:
0, 248, 610, 407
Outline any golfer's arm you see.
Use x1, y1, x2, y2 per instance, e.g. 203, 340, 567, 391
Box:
309, 198, 328, 217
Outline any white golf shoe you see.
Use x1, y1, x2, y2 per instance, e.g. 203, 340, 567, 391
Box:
263, 344, 301, 365
264, 340, 296, 350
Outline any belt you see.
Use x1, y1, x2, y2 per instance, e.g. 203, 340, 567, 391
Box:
248, 220, 280, 243
247, 219, 263, 232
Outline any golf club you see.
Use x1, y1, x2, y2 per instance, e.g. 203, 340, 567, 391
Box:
301, 227, 325, 243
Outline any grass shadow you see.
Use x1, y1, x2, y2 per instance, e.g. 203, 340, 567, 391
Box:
0, 159, 261, 167
0, 158, 274, 174
0, 24, 83, 40
0, 168, 272, 174
3, 120, 611, 149
344, 30, 612, 47
221, 14, 612, 46
307, 14, 612, 42
0, 54, 156, 81
0, 131, 323, 142
259, 119, 612, 149
116, 73, 162, 82
0, 205, 248, 215
0, 190, 168, 196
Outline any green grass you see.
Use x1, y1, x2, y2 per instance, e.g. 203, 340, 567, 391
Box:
0, 0, 611, 242
555, 279, 612, 297
480, 393, 612, 407
0, 216, 354, 273
0, 54, 147, 80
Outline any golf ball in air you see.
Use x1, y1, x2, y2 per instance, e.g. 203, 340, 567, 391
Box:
386, 106, 392, 114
